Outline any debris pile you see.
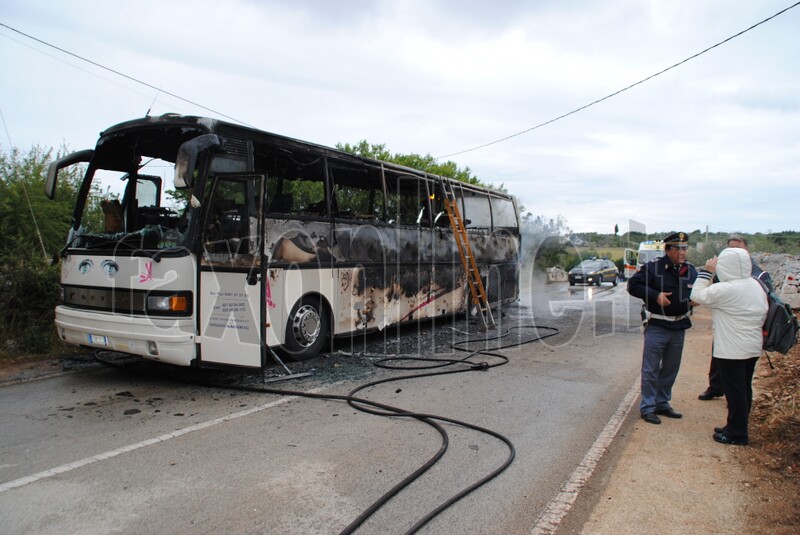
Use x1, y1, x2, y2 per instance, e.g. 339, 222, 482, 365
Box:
546, 266, 568, 282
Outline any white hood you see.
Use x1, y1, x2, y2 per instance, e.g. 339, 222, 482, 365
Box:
716, 247, 751, 282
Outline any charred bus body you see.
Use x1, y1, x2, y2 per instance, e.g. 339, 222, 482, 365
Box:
46, 114, 521, 368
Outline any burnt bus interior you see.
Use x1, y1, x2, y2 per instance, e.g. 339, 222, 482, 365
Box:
239, 134, 518, 232
64, 122, 211, 253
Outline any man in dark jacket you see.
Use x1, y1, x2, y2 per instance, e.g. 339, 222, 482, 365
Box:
628, 232, 698, 424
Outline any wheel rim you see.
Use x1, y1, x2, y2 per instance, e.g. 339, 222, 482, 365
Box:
291, 304, 321, 347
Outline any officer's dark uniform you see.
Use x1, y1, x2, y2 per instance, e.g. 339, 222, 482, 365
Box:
627, 232, 698, 423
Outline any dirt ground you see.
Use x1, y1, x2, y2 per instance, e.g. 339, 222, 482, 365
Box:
741, 338, 800, 532
582, 307, 800, 534
2, 309, 798, 533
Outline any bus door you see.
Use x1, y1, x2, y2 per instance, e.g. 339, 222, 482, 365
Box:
198, 175, 266, 367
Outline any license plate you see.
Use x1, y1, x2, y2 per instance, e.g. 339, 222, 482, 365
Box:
575, 275, 583, 280
88, 334, 109, 346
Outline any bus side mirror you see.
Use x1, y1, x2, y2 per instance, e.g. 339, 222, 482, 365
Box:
174, 134, 222, 189
45, 149, 94, 200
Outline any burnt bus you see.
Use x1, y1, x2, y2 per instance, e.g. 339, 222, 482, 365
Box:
46, 114, 520, 368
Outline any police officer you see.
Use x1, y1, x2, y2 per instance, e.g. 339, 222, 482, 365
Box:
628, 232, 698, 424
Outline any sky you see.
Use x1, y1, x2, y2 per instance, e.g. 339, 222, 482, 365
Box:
1, 0, 798, 235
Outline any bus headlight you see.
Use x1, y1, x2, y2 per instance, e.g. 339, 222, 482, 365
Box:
146, 293, 191, 314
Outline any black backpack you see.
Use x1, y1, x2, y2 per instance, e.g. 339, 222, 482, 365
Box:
755, 278, 799, 355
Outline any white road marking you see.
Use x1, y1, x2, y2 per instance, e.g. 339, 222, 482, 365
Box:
0, 385, 335, 494
530, 377, 640, 535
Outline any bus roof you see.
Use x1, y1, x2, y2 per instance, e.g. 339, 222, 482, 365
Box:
98, 114, 514, 201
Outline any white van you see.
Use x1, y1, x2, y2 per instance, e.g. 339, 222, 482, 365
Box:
636, 240, 666, 270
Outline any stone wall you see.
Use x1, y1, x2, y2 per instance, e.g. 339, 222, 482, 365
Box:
752, 253, 800, 309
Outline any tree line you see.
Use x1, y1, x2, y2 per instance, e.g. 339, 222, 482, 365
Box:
526, 228, 800, 274
570, 230, 800, 255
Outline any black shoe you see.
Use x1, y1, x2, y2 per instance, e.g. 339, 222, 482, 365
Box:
641, 412, 661, 425
714, 426, 726, 434
655, 407, 683, 419
698, 390, 723, 401
713, 432, 748, 446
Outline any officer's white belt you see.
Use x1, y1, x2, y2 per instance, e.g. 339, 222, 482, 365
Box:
649, 313, 689, 322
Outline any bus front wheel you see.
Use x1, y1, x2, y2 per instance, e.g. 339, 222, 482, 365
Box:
283, 296, 329, 361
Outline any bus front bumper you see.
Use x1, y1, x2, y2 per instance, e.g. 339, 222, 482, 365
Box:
55, 306, 196, 367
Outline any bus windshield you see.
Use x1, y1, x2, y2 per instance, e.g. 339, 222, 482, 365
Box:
68, 161, 192, 251
59, 117, 213, 253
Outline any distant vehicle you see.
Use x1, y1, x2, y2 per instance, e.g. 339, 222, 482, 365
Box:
568, 259, 619, 287
622, 248, 637, 280
636, 240, 666, 270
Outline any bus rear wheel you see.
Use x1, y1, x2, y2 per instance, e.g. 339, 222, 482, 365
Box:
283, 296, 328, 361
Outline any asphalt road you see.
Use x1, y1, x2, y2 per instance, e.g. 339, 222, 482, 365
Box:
0, 274, 645, 534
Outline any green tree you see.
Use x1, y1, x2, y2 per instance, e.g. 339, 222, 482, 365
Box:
0, 145, 86, 355
0, 146, 86, 258
336, 140, 489, 188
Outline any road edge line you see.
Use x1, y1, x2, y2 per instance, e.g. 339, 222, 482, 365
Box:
530, 377, 640, 535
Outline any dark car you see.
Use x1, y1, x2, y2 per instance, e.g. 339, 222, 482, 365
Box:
568, 259, 619, 287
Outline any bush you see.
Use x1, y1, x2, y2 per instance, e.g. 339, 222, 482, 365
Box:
0, 246, 61, 355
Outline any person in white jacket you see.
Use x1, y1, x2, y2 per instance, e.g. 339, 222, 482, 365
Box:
690, 247, 768, 445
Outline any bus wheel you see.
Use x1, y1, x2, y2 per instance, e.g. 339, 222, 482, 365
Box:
284, 297, 328, 361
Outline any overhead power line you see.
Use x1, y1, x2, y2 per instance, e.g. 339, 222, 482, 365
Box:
2, 2, 798, 158
437, 1, 800, 159
0, 22, 254, 128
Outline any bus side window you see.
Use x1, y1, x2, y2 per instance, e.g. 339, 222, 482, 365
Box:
269, 193, 293, 213
258, 145, 326, 218
462, 191, 491, 229
432, 182, 457, 228
329, 160, 385, 221
490, 197, 518, 229
386, 171, 429, 226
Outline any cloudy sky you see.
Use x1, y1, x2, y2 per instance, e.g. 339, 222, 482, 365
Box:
1, 0, 798, 235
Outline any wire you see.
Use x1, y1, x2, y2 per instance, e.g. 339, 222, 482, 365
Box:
0, 105, 48, 257
0, 22, 254, 128
0, 105, 13, 149
436, 1, 800, 159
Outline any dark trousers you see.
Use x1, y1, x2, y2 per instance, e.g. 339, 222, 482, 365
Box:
640, 324, 685, 415
707, 356, 723, 394
717, 357, 759, 440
